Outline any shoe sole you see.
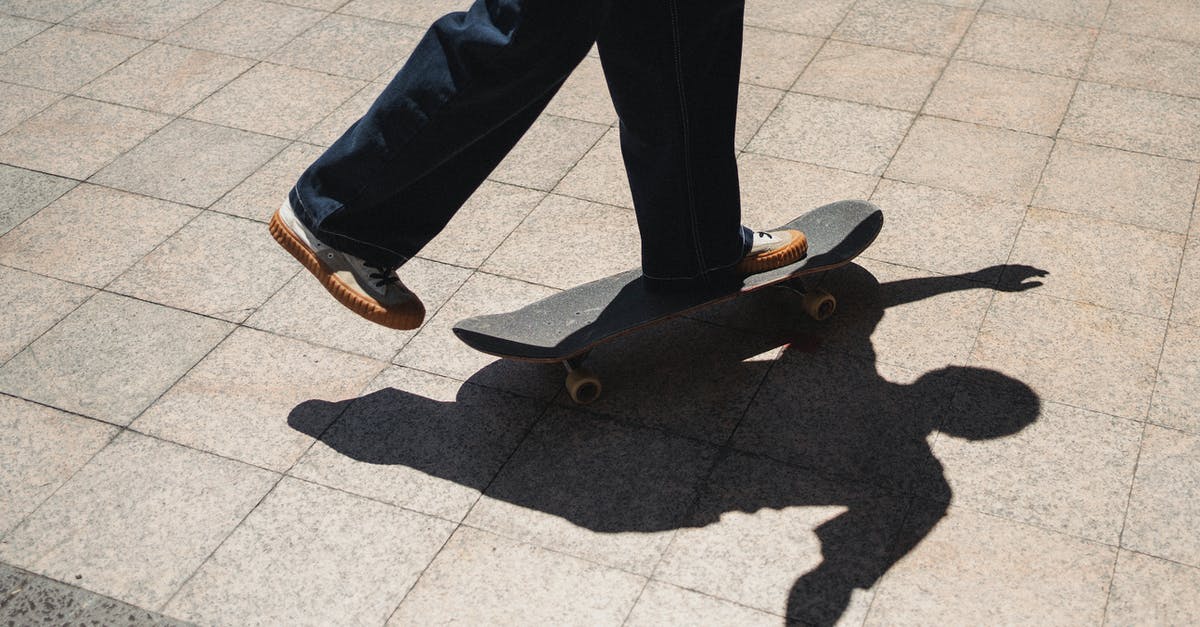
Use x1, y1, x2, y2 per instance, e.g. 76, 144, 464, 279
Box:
269, 209, 424, 330
736, 229, 808, 274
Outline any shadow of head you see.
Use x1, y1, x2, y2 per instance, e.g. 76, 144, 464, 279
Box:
931, 365, 1040, 442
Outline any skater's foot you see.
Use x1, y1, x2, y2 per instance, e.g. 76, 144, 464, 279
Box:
736, 229, 808, 274
269, 199, 425, 330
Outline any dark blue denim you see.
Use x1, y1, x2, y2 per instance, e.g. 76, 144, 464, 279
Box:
291, 0, 749, 288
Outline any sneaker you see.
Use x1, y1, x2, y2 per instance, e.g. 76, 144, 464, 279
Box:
269, 200, 425, 330
735, 229, 808, 274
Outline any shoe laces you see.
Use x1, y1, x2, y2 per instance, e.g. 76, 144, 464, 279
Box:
365, 263, 401, 288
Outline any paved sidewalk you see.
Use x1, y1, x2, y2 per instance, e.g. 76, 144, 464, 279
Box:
2, 0, 1200, 624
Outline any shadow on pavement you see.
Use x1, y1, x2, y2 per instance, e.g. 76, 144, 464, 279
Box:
289, 263, 1047, 625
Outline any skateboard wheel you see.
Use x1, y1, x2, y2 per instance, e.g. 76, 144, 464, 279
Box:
802, 289, 837, 321
565, 368, 602, 405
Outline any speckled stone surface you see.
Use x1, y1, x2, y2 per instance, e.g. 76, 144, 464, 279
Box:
0, 431, 277, 608
865, 506, 1114, 625
794, 40, 947, 111
0, 1, 1197, 623
0, 292, 232, 425
290, 366, 543, 521
0, 562, 194, 626
131, 327, 384, 471
165, 478, 453, 627
389, 526, 645, 626
0, 97, 170, 180
1122, 426, 1200, 567
1033, 140, 1199, 233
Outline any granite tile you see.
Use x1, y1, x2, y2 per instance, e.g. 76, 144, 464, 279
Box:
273, 0, 343, 9
925, 60, 1076, 136
970, 291, 1166, 420
868, 179, 1026, 277
246, 256, 469, 360
1061, 82, 1200, 162
1008, 207, 1185, 318
92, 118, 289, 207
0, 431, 277, 608
1104, 0, 1200, 47
163, 0, 325, 59
1088, 31, 1200, 100
812, 259, 1003, 372
65, 0, 220, 39
545, 55, 618, 126
389, 526, 645, 626
735, 83, 784, 151
0, 0, 93, 22
132, 327, 384, 472
733, 348, 965, 492
418, 180, 545, 269
957, 12, 1096, 78
0, 395, 117, 537
0, 164, 74, 236
0, 81, 57, 136
188, 62, 364, 140
657, 452, 907, 623
1123, 426, 1200, 567
793, 40, 946, 111
1150, 324, 1200, 441
1106, 550, 1200, 626
932, 393, 1141, 543
338, 0, 463, 28
79, 43, 254, 116
290, 366, 545, 521
736, 152, 878, 229
0, 25, 146, 92
165, 477, 453, 627
494, 114, 609, 193
552, 125, 633, 208
481, 193, 639, 290
0, 184, 197, 287
981, 0, 1107, 27
834, 0, 975, 57
270, 13, 423, 81
0, 96, 170, 180
744, 0, 856, 37
1174, 234, 1200, 326
0, 564, 188, 626
1034, 140, 1199, 234
0, 265, 93, 363
625, 582, 780, 626
864, 507, 1114, 625
108, 211, 298, 322
0, 13, 48, 55
394, 272, 561, 399
0, 292, 232, 424
301, 81, 386, 146
740, 26, 821, 90
466, 408, 716, 574
209, 141, 324, 222
886, 116, 1053, 203
749, 92, 914, 176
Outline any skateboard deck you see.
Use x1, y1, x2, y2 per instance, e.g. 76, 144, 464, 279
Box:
453, 200, 883, 402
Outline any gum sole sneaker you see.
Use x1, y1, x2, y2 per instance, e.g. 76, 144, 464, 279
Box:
269, 200, 425, 330
736, 229, 808, 274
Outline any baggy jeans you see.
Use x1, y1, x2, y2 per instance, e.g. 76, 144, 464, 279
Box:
290, 0, 750, 288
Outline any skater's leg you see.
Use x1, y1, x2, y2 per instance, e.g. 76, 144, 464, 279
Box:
292, 0, 608, 267
597, 0, 804, 289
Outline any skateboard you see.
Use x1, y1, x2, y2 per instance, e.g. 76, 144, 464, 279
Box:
453, 200, 883, 404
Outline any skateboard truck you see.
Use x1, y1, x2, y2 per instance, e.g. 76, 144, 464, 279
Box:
778, 278, 838, 321
563, 355, 601, 405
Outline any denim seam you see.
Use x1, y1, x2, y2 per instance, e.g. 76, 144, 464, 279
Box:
667, 0, 710, 279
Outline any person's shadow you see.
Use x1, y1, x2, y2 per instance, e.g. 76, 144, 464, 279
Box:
289, 263, 1047, 625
